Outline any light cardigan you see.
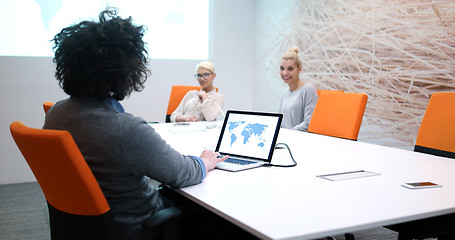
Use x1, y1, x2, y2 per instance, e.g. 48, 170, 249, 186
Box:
43, 96, 205, 240
278, 83, 318, 132
170, 89, 224, 122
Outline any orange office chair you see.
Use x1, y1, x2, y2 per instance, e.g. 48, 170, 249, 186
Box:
165, 85, 218, 122
43, 101, 55, 114
413, 92, 455, 159
316, 89, 344, 96
308, 92, 368, 140
10, 121, 187, 240
386, 92, 455, 240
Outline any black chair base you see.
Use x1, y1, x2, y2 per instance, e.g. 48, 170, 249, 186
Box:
386, 213, 455, 240
48, 203, 117, 240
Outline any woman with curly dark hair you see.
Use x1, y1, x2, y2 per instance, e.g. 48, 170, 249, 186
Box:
52, 8, 148, 101
44, 8, 227, 240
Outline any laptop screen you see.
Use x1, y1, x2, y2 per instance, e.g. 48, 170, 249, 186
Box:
215, 110, 283, 162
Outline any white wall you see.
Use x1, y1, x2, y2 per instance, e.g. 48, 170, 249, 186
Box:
253, 0, 294, 112
0, 0, 255, 184
0, 56, 65, 184
1, 0, 417, 185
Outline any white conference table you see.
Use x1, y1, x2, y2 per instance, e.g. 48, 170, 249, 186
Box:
151, 122, 455, 240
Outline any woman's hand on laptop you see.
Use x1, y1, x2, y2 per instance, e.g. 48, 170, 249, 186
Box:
200, 150, 228, 173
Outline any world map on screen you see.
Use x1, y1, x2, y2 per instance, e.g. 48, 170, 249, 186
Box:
227, 121, 268, 148
35, 0, 63, 31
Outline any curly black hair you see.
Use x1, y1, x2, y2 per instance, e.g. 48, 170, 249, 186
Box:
52, 8, 149, 100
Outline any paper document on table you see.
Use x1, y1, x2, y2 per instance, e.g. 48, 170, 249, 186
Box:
317, 170, 380, 181
168, 123, 206, 133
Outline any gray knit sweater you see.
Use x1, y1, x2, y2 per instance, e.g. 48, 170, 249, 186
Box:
43, 96, 204, 240
278, 84, 318, 132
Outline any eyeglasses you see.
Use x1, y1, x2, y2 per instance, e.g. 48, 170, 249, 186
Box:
194, 73, 212, 80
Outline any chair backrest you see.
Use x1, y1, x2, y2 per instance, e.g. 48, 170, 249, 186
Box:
308, 92, 368, 140
165, 85, 218, 122
414, 92, 455, 159
316, 89, 344, 96
10, 121, 116, 239
43, 101, 55, 114
10, 121, 110, 215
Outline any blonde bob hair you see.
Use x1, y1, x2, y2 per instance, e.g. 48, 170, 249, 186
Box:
281, 47, 303, 68
195, 61, 215, 74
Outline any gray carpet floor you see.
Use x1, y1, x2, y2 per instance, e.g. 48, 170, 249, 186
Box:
0, 182, 399, 240
0, 182, 49, 240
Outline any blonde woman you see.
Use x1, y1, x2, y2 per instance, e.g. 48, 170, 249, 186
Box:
171, 61, 225, 122
278, 47, 318, 131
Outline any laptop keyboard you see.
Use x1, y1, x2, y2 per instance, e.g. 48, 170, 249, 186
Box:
224, 157, 256, 165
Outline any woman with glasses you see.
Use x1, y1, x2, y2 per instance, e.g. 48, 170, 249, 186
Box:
171, 61, 225, 122
278, 47, 318, 131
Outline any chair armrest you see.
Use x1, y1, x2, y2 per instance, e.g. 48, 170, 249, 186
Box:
142, 206, 184, 228
143, 185, 201, 229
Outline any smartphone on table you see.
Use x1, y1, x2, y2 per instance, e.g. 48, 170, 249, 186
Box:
401, 182, 442, 189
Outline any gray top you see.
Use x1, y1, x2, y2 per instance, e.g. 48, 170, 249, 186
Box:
43, 96, 204, 240
278, 84, 318, 131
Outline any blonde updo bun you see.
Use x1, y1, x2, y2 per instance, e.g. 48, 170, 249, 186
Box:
281, 47, 302, 68
288, 47, 299, 54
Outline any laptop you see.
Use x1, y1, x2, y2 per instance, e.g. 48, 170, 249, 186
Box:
215, 110, 283, 172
